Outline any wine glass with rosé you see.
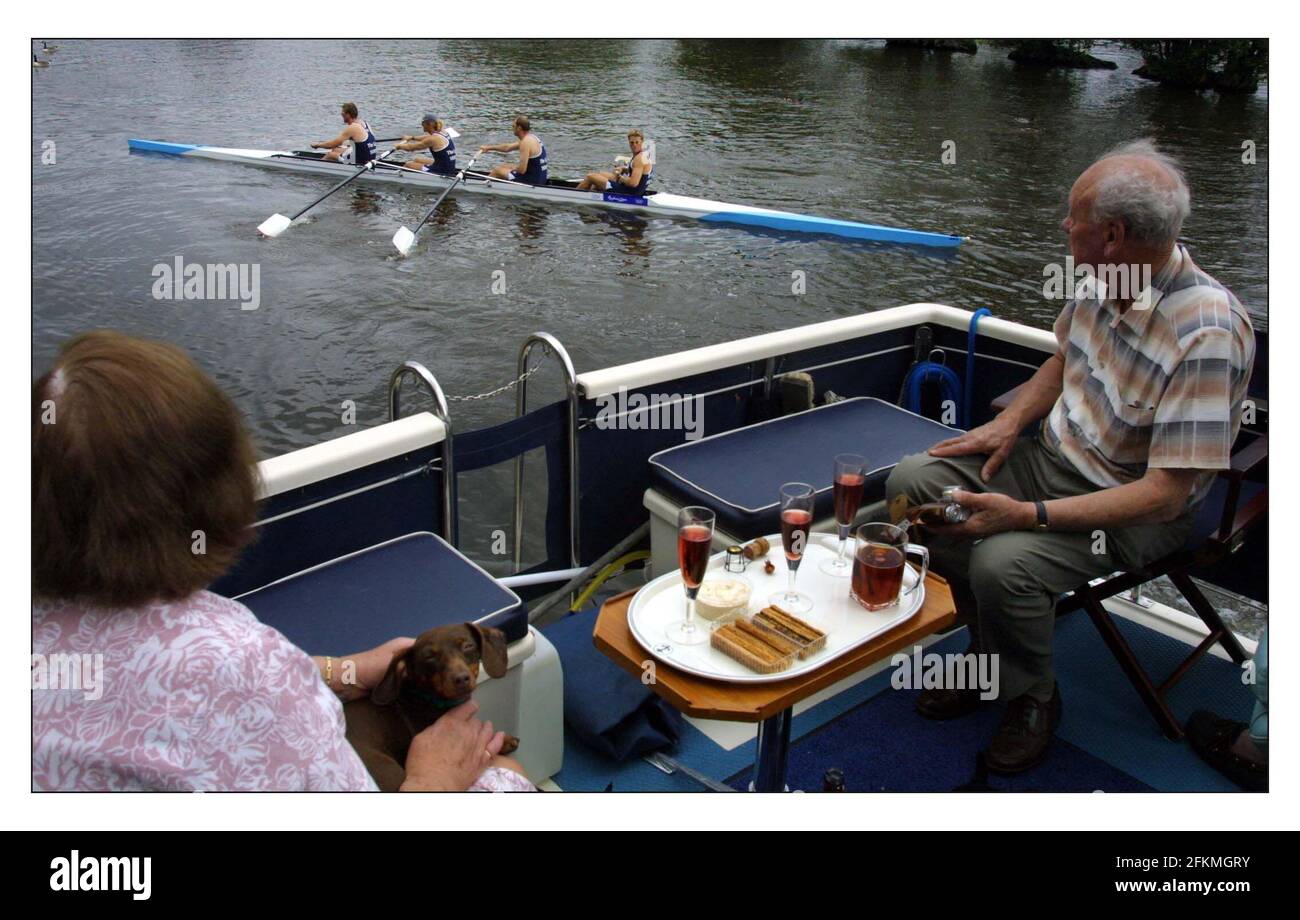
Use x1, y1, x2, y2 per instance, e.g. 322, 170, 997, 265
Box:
820, 453, 867, 577
770, 482, 815, 614
667, 505, 715, 646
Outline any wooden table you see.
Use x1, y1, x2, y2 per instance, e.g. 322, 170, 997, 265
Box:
593, 573, 957, 790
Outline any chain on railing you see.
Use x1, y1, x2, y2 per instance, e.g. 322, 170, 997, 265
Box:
443, 350, 550, 403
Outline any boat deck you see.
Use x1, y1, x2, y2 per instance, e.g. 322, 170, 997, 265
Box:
541, 601, 1250, 792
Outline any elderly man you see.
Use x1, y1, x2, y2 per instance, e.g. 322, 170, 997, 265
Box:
886, 138, 1255, 774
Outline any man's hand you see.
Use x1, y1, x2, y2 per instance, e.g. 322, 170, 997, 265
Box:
928, 415, 1021, 482
334, 637, 414, 702
400, 702, 507, 792
940, 489, 1035, 540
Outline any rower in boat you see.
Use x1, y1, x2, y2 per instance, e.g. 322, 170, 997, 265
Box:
311, 102, 378, 166
577, 129, 654, 194
478, 116, 548, 186
393, 114, 457, 176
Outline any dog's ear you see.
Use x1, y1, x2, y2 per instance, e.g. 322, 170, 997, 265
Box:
370, 648, 410, 706
468, 623, 509, 678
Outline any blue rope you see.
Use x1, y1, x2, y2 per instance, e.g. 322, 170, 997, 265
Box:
901, 359, 962, 420
964, 308, 993, 428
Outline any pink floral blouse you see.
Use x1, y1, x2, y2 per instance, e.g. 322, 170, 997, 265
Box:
32, 590, 377, 791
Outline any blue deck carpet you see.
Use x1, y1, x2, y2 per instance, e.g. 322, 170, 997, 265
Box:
545, 605, 1252, 792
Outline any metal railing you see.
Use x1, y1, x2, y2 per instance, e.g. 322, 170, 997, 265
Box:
512, 333, 580, 574
388, 361, 457, 546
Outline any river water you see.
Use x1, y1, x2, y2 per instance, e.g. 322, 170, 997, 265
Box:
32, 39, 1267, 452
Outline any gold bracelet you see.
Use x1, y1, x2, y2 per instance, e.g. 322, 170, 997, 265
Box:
324, 656, 333, 685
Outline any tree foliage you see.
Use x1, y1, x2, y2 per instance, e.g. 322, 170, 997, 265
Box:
1127, 39, 1267, 93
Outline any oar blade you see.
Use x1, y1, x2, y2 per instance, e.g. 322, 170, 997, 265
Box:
392, 226, 417, 256
257, 213, 294, 238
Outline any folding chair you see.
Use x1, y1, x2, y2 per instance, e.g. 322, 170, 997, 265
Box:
1053, 434, 1266, 739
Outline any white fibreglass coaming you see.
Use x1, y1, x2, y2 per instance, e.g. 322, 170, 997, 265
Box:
575, 303, 1057, 399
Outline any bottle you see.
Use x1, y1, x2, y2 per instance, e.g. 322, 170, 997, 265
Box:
905, 486, 970, 526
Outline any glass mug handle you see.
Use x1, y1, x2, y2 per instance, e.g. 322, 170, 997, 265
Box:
900, 543, 929, 599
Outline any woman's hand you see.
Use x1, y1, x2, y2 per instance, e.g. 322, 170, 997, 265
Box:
327, 637, 414, 702
399, 702, 507, 792
927, 415, 1021, 482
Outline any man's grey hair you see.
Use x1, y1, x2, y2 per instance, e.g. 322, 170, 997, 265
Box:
1089, 138, 1191, 244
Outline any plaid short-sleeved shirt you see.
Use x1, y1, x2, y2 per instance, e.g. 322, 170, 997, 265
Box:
1044, 244, 1255, 506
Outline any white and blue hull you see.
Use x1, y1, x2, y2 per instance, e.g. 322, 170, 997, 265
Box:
128, 138, 966, 247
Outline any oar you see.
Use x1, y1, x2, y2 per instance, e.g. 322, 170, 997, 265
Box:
375, 127, 460, 143
391, 154, 479, 256
257, 149, 396, 238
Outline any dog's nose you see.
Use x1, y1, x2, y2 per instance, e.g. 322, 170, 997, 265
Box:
452, 671, 472, 692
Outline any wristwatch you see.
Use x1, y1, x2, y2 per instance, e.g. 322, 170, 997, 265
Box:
1034, 500, 1050, 531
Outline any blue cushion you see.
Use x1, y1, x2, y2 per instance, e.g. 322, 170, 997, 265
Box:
237, 532, 526, 654
649, 397, 959, 539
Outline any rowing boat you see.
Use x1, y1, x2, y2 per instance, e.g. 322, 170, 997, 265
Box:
127, 139, 965, 248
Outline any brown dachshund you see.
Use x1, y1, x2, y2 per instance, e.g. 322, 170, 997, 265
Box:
343, 622, 518, 791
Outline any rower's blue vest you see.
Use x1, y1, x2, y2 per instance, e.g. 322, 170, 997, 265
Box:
353, 120, 378, 166
515, 134, 548, 185
615, 151, 652, 195
425, 130, 456, 175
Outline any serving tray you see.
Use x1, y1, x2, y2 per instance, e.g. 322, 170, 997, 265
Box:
627, 532, 925, 684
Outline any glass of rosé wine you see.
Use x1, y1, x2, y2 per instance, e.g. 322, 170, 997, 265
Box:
667, 505, 715, 646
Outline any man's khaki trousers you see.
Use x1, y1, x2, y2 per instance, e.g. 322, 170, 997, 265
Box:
885, 433, 1192, 702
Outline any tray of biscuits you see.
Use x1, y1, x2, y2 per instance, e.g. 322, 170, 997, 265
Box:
627, 532, 925, 684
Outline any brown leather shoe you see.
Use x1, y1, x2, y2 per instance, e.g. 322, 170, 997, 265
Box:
1186, 710, 1267, 792
916, 685, 984, 721
985, 684, 1061, 774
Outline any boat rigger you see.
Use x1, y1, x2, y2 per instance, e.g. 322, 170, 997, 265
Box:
127, 138, 967, 248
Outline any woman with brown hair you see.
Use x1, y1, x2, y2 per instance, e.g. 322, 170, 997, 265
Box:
32, 331, 527, 791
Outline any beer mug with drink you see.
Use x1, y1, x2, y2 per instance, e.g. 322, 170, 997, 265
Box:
850, 522, 929, 610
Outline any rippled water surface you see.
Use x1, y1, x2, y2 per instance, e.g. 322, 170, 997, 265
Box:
33, 39, 1268, 458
